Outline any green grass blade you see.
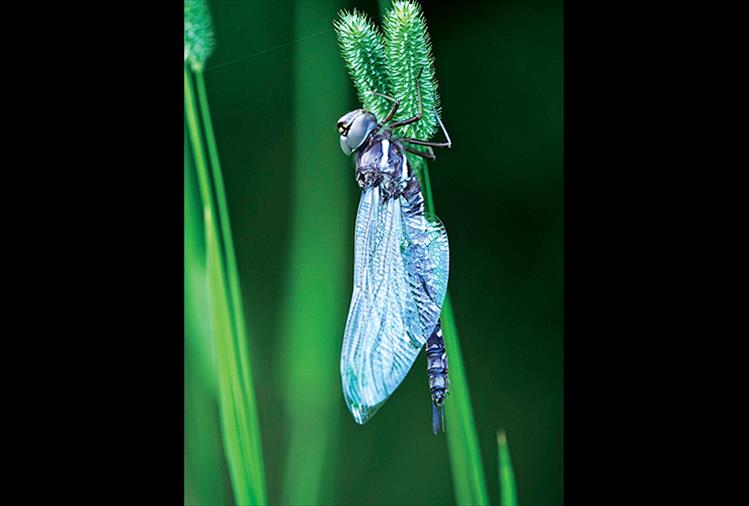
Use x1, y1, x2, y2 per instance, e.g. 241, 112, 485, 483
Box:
185, 124, 216, 394
195, 70, 248, 359
415, 142, 488, 505
185, 64, 268, 506
205, 213, 255, 506
441, 295, 490, 506
185, 125, 232, 506
497, 431, 519, 506
195, 73, 268, 503
279, 2, 350, 504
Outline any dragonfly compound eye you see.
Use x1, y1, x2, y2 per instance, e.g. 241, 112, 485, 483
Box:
337, 109, 378, 156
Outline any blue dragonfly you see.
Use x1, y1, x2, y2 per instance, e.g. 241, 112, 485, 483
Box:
337, 78, 453, 434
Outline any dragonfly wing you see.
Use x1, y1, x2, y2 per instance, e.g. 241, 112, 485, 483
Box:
341, 186, 424, 424
401, 194, 450, 341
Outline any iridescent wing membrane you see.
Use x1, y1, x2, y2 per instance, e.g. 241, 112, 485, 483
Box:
341, 185, 449, 424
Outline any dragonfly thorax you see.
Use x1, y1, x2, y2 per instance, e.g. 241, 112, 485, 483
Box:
355, 133, 410, 199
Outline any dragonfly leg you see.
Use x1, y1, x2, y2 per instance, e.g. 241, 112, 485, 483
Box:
401, 114, 453, 149
368, 92, 399, 131
403, 145, 436, 160
390, 66, 452, 149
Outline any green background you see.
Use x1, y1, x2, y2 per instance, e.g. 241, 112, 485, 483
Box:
185, 0, 562, 504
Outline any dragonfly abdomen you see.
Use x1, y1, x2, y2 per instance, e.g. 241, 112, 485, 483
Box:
426, 320, 449, 434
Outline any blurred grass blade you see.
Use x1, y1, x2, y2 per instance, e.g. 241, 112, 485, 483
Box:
185, 63, 268, 505
194, 70, 249, 357
279, 2, 350, 504
185, 124, 216, 393
205, 213, 258, 506
497, 431, 519, 506
185, 125, 232, 506
195, 74, 269, 502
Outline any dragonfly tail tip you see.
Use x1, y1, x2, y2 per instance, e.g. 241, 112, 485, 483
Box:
432, 402, 446, 435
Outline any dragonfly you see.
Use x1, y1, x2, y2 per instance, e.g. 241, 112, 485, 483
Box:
337, 77, 453, 434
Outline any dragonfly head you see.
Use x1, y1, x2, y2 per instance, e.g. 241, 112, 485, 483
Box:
337, 109, 378, 156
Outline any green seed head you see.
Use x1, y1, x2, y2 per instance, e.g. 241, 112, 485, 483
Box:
334, 10, 392, 123
184, 0, 216, 72
384, 0, 441, 140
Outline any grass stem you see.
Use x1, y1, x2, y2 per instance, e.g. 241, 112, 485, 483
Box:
185, 126, 231, 506
185, 64, 268, 506
440, 292, 490, 506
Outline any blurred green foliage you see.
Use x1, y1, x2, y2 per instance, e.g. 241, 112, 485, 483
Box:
185, 0, 562, 504
278, 1, 350, 505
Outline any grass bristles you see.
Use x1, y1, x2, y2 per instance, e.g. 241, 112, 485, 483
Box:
336, 2, 491, 505
497, 431, 519, 506
184, 0, 215, 72
383, 0, 440, 141
334, 10, 392, 123
382, 1, 442, 198
184, 1, 268, 503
